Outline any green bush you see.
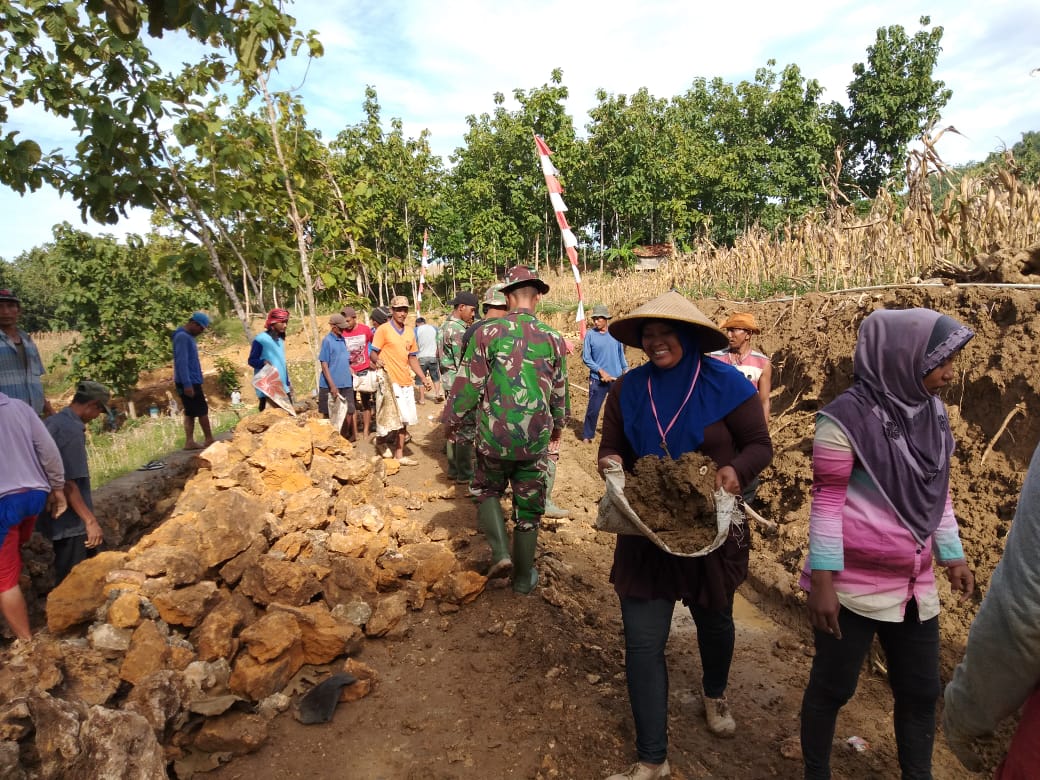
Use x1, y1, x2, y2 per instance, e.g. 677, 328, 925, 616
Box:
214, 356, 241, 397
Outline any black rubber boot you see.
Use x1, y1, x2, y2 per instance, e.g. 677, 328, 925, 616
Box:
445, 441, 458, 480
477, 499, 513, 578
455, 443, 475, 484
543, 460, 571, 519
511, 527, 539, 594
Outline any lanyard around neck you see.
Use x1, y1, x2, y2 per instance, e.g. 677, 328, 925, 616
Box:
647, 360, 701, 458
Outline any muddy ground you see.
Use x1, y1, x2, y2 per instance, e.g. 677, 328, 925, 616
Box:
33, 285, 1040, 778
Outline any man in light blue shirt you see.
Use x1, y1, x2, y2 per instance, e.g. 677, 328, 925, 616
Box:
581, 304, 627, 443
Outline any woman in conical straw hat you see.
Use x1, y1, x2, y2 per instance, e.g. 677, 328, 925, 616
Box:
598, 291, 772, 780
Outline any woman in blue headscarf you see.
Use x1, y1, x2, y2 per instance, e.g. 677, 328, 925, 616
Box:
597, 291, 773, 780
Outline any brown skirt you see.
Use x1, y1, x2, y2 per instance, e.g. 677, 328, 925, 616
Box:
609, 524, 750, 610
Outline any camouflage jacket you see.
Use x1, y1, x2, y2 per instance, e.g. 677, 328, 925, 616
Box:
437, 314, 469, 389
443, 310, 569, 460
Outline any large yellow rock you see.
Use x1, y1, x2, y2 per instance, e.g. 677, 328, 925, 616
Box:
237, 556, 324, 607
280, 486, 331, 532
272, 603, 363, 664
107, 592, 142, 629
151, 581, 219, 627
260, 419, 313, 465
120, 621, 171, 685
239, 611, 300, 663
191, 591, 257, 662
228, 646, 305, 701
194, 489, 270, 567
46, 551, 128, 634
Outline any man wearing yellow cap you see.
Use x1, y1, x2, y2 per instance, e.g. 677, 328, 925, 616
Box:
710, 312, 772, 423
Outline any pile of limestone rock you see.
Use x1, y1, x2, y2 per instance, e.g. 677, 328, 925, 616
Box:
0, 410, 486, 779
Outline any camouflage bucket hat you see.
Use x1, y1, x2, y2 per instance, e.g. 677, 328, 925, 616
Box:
501, 265, 549, 295
483, 283, 508, 308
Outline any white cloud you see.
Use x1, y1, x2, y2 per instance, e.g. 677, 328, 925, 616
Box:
2, 0, 1038, 259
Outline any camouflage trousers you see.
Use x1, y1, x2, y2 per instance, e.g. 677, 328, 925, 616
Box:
452, 412, 476, 444
473, 453, 548, 530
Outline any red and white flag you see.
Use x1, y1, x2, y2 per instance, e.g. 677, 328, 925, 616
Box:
416, 229, 430, 318
534, 135, 585, 337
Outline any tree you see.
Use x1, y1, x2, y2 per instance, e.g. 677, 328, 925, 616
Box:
445, 69, 576, 272
838, 17, 952, 197
48, 225, 205, 396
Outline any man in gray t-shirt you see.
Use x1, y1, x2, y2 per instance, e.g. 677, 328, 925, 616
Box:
414, 317, 442, 403
36, 381, 109, 586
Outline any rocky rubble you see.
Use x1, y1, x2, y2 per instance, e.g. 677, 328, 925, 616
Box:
0, 410, 486, 778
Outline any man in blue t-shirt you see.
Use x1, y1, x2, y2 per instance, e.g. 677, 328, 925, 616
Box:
581, 304, 628, 442
318, 313, 356, 441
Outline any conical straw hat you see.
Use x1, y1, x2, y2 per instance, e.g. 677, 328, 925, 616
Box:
608, 291, 728, 352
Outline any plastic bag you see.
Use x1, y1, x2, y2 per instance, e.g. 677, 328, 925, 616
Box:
353, 370, 378, 394
595, 461, 743, 557
374, 369, 403, 437
252, 364, 295, 416
328, 392, 350, 433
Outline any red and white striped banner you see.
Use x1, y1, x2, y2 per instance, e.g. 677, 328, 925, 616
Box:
534, 134, 586, 338
416, 228, 429, 317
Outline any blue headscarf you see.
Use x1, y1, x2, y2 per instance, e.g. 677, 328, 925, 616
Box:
620, 326, 757, 458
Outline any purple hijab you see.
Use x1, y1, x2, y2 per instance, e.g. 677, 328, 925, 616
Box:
820, 308, 974, 543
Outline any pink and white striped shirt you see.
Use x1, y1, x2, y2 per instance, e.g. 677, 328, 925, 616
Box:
800, 415, 967, 622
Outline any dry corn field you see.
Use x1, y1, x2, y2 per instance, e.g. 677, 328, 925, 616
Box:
539, 152, 1040, 325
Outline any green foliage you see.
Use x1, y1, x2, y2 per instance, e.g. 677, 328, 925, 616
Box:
0, 1, 318, 218
837, 17, 951, 197
213, 356, 241, 397
0, 245, 63, 330
49, 226, 206, 395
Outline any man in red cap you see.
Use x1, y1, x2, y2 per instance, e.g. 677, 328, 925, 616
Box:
248, 308, 292, 411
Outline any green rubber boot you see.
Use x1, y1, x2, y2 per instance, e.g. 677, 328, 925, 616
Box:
455, 442, 475, 484
445, 441, 458, 480
543, 460, 571, 519
511, 527, 539, 594
477, 499, 513, 579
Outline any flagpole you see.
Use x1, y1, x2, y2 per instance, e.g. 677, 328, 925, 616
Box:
417, 229, 429, 318
534, 134, 586, 338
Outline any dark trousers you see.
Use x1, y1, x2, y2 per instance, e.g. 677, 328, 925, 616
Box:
800, 599, 940, 780
619, 595, 736, 763
52, 535, 96, 587
581, 377, 612, 440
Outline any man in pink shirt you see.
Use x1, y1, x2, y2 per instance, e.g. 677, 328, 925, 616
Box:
340, 306, 374, 440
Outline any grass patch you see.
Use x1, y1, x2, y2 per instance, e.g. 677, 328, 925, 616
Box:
87, 408, 245, 487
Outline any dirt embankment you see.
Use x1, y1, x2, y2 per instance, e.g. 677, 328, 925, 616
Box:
8, 284, 1038, 780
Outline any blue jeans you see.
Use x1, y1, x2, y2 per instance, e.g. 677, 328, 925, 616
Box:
581, 376, 612, 440
800, 599, 939, 780
619, 595, 736, 763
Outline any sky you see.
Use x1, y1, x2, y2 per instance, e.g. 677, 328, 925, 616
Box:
1, 0, 1038, 261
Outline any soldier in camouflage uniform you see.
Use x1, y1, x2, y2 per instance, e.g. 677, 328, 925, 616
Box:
437, 291, 478, 482
442, 266, 569, 594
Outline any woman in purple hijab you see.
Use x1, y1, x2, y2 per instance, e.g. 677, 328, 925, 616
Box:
799, 308, 976, 780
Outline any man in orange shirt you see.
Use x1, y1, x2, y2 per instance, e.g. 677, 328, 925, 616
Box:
371, 295, 433, 466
